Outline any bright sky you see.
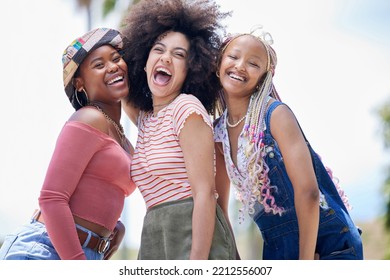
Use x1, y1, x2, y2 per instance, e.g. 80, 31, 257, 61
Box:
1, 0, 389, 252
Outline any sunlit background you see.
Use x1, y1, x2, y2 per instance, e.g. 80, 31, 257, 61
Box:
0, 0, 389, 259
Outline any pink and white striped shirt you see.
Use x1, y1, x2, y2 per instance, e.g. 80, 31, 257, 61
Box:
131, 94, 213, 209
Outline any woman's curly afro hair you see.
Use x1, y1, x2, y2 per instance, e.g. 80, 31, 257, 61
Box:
120, 0, 230, 114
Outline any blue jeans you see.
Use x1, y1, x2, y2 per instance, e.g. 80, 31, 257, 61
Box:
0, 218, 103, 260
251, 101, 364, 260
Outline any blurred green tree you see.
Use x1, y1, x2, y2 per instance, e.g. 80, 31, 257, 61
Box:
103, 0, 142, 18
377, 98, 390, 259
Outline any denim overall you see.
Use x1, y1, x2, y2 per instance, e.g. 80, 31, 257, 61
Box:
252, 101, 363, 259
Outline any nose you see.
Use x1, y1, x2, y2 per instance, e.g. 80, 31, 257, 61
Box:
234, 60, 245, 71
107, 61, 119, 73
160, 53, 172, 64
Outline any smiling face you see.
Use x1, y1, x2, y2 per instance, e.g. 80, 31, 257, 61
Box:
74, 45, 129, 104
145, 31, 189, 104
219, 35, 269, 99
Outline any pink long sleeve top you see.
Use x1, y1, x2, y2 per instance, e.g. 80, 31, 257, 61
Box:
38, 121, 135, 259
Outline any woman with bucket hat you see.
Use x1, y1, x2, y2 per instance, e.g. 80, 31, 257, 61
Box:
0, 27, 136, 260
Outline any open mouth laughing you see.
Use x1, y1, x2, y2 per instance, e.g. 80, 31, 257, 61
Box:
153, 66, 172, 86
107, 75, 125, 85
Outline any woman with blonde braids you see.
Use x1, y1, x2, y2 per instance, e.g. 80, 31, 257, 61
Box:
214, 27, 363, 260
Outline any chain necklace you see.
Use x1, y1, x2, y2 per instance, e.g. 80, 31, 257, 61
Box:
87, 104, 125, 147
226, 114, 246, 128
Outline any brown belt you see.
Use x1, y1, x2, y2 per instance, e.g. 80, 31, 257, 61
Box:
33, 210, 112, 254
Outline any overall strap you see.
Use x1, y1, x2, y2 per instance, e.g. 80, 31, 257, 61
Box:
265, 101, 347, 210
266, 100, 310, 144
265, 100, 283, 134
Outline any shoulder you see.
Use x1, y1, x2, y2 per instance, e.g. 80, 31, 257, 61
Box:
172, 94, 209, 120
174, 94, 204, 108
68, 107, 109, 135
268, 100, 301, 139
176, 94, 208, 113
268, 100, 295, 122
171, 94, 212, 135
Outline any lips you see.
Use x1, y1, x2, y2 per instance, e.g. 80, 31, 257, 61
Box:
107, 75, 124, 85
153, 66, 172, 86
228, 71, 246, 82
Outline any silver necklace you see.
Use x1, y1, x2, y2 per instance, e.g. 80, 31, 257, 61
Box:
226, 114, 246, 128
88, 104, 125, 147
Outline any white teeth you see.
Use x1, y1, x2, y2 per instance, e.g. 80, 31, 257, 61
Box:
107, 76, 123, 85
229, 73, 245, 81
156, 67, 172, 76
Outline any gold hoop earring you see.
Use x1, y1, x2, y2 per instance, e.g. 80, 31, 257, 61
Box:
74, 88, 89, 107
82, 88, 89, 103
75, 89, 83, 107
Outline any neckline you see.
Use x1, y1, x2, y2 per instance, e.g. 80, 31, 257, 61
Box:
150, 93, 182, 118
66, 120, 131, 155
223, 111, 246, 173
152, 93, 181, 117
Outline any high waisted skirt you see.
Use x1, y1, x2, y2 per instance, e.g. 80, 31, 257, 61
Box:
138, 197, 236, 260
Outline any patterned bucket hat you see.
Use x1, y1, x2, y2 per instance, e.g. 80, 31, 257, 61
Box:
62, 28, 124, 107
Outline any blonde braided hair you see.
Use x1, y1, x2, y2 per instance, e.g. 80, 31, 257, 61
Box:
217, 26, 285, 218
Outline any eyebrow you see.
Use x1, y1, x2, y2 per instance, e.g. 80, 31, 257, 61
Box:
88, 50, 119, 65
229, 48, 262, 60
154, 42, 188, 54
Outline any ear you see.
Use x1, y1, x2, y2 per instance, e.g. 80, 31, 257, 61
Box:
73, 77, 84, 92
257, 72, 267, 85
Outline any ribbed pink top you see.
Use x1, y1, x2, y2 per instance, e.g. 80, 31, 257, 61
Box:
39, 121, 135, 259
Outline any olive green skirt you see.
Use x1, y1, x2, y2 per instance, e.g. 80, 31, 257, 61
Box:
138, 197, 237, 260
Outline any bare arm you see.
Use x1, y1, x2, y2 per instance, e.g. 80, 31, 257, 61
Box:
215, 142, 230, 218
180, 113, 216, 260
121, 98, 140, 126
215, 141, 240, 259
270, 104, 320, 260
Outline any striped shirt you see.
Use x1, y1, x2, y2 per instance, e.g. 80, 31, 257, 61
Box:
131, 94, 213, 209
